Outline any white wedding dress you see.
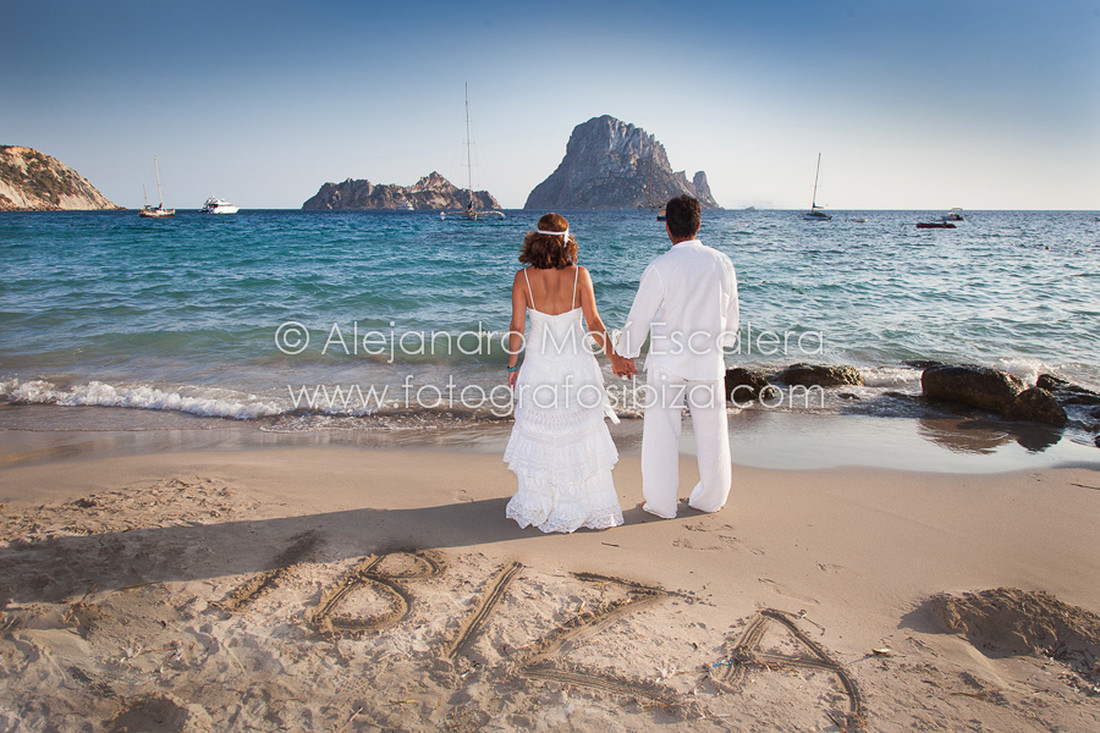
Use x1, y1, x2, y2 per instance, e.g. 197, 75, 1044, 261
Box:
503, 268, 623, 533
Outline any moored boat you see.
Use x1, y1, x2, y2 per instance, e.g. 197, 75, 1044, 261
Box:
440, 84, 505, 221
201, 196, 239, 214
139, 156, 175, 218
802, 153, 831, 221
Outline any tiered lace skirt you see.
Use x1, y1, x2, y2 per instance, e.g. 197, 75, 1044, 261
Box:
504, 396, 623, 534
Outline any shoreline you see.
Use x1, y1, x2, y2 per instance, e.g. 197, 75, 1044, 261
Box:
1, 444, 1098, 729
1, 403, 1096, 476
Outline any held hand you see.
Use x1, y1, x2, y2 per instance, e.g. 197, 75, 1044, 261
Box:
610, 353, 637, 378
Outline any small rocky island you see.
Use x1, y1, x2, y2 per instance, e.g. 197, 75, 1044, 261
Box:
525, 115, 718, 210
302, 172, 501, 211
0, 146, 122, 211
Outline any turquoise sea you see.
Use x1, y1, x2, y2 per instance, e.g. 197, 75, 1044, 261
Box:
1, 208, 1098, 461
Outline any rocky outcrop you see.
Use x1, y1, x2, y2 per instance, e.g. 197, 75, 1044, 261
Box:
921, 364, 1025, 413
524, 116, 719, 210
0, 146, 122, 211
724, 368, 778, 403
778, 364, 864, 388
302, 172, 500, 211
921, 364, 1070, 427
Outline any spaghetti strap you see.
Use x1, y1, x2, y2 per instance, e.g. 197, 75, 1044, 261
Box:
522, 268, 536, 311
571, 266, 580, 309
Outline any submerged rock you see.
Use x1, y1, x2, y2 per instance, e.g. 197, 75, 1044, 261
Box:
921, 364, 1025, 413
777, 364, 863, 387
1036, 373, 1100, 406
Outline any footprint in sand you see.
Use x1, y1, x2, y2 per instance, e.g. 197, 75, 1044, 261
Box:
757, 577, 819, 605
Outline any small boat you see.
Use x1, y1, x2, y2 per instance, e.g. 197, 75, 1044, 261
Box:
802, 153, 831, 221
441, 84, 505, 221
944, 207, 964, 221
397, 201, 414, 211
657, 206, 666, 222
916, 219, 956, 229
139, 156, 175, 218
201, 196, 239, 214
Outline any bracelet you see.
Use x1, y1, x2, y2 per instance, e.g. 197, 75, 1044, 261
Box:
507, 364, 521, 373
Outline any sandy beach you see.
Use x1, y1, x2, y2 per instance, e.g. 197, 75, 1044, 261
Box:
1, 434, 1098, 732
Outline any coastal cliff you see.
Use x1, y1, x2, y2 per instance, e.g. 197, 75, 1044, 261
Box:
0, 146, 122, 211
525, 116, 719, 210
302, 172, 501, 211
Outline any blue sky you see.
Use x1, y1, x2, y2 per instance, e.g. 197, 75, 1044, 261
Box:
4, 0, 1097, 209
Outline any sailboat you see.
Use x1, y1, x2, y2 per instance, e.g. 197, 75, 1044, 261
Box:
139, 156, 175, 218
802, 153, 831, 221
639, 154, 665, 220
441, 84, 504, 221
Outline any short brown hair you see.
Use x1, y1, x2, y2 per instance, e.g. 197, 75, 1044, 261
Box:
666, 195, 701, 239
519, 212, 578, 269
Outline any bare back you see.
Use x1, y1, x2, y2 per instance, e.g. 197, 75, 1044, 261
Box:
521, 265, 580, 315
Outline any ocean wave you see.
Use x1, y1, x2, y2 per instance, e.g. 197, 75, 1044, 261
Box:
0, 378, 283, 420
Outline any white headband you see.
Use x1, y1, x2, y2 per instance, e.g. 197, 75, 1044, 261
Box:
536, 228, 569, 240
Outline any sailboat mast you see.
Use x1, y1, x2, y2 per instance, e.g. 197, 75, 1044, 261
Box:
154, 156, 164, 207
464, 83, 473, 203
811, 152, 822, 209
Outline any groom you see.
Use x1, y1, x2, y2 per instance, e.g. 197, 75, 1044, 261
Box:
615, 195, 740, 518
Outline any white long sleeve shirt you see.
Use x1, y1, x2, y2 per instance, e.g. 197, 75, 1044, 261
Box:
616, 239, 739, 380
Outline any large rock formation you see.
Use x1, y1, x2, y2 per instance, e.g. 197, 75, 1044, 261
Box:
302, 172, 501, 211
525, 116, 719, 210
0, 146, 122, 211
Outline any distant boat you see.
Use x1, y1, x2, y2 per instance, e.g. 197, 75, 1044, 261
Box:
916, 219, 956, 229
944, 207, 964, 221
201, 196, 239, 214
397, 201, 414, 211
802, 153, 831, 221
850, 217, 868, 223
139, 156, 174, 218
641, 154, 664, 218
440, 84, 505, 221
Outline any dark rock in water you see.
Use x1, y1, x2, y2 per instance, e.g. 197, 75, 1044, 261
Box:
778, 363, 863, 387
524, 115, 719, 210
302, 171, 501, 211
1003, 387, 1068, 427
1037, 374, 1070, 392
724, 368, 778, 403
1036, 373, 1100, 406
904, 359, 946, 370
1095, 434, 1100, 449
921, 364, 1025, 413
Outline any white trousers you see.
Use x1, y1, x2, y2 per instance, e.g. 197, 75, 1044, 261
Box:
641, 368, 732, 518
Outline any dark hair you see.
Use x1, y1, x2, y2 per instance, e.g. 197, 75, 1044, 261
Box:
519, 212, 578, 269
665, 195, 701, 239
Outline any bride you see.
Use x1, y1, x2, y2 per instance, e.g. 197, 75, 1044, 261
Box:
503, 212, 635, 533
